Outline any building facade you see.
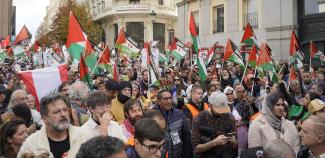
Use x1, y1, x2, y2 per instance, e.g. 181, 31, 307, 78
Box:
177, 0, 298, 60
0, 0, 15, 39
90, 0, 178, 51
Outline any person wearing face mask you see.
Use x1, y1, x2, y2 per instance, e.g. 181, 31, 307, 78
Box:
248, 92, 300, 153
111, 81, 133, 123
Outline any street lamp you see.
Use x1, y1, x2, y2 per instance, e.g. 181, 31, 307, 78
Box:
149, 10, 156, 23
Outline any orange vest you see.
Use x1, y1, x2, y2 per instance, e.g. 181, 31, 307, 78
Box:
185, 103, 209, 118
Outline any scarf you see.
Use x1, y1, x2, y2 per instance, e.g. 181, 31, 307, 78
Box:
117, 93, 131, 104
123, 119, 135, 135
261, 99, 285, 132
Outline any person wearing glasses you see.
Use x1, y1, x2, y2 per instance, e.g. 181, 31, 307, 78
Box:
126, 118, 166, 158
152, 90, 193, 158
81, 91, 127, 143
248, 92, 300, 154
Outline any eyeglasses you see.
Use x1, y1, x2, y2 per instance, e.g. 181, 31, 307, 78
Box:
174, 78, 180, 81
140, 141, 166, 154
225, 93, 233, 96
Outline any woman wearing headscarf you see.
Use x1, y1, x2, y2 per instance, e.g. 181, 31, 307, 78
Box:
224, 86, 250, 154
248, 92, 300, 153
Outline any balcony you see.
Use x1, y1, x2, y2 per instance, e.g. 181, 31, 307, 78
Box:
243, 12, 258, 29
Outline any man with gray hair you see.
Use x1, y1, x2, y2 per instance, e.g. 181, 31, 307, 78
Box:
0, 89, 28, 123
69, 81, 90, 126
263, 139, 295, 158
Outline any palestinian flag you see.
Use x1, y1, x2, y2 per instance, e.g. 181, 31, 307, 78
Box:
310, 41, 323, 60
115, 29, 141, 58
66, 11, 86, 60
290, 66, 297, 81
189, 13, 207, 80
98, 44, 112, 72
223, 39, 245, 68
257, 43, 273, 71
241, 23, 257, 46
84, 39, 99, 74
13, 25, 32, 57
112, 63, 119, 81
170, 38, 189, 61
34, 41, 40, 52
0, 49, 8, 62
290, 31, 307, 66
79, 55, 92, 89
248, 44, 257, 68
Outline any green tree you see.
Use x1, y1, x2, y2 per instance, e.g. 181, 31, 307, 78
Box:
38, 1, 102, 46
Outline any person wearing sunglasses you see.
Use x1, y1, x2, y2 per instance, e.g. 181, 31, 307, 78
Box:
126, 118, 166, 158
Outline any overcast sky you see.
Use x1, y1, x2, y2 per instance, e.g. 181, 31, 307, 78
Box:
13, 0, 49, 41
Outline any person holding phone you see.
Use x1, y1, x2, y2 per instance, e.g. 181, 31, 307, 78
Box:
192, 92, 237, 158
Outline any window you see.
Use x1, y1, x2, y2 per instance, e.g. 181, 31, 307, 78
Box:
192, 11, 199, 35
101, 0, 105, 10
168, 29, 174, 45
130, 0, 140, 4
153, 23, 165, 51
126, 22, 144, 48
243, 0, 258, 28
158, 0, 163, 5
213, 5, 224, 33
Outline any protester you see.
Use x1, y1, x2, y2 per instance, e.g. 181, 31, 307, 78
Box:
142, 109, 166, 130
0, 119, 28, 158
18, 93, 91, 158
0, 85, 8, 114
121, 99, 143, 144
248, 92, 300, 153
125, 118, 166, 158
69, 81, 90, 126
82, 91, 127, 142
77, 136, 127, 158
192, 92, 237, 158
182, 85, 208, 123
152, 89, 193, 158
104, 78, 119, 99
263, 139, 296, 158
299, 113, 325, 158
139, 70, 149, 98
26, 94, 43, 126
111, 81, 132, 123
58, 82, 70, 97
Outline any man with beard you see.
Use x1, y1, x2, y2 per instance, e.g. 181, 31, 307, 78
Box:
139, 70, 149, 98
192, 92, 237, 158
301, 70, 313, 91
120, 99, 143, 144
183, 86, 208, 123
111, 81, 132, 123
82, 91, 126, 142
17, 94, 91, 158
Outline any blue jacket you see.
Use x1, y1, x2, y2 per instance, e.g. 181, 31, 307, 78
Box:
152, 104, 193, 158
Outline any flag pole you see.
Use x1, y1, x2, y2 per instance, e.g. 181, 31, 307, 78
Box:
90, 43, 109, 76
240, 62, 249, 85
250, 67, 257, 95
219, 61, 224, 82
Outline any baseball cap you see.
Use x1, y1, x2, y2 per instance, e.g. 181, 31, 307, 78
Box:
208, 92, 230, 113
308, 99, 325, 114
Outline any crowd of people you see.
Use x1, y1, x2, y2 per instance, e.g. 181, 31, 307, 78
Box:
0, 57, 325, 158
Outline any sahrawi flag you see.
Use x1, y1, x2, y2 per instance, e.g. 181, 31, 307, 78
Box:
115, 29, 141, 58
290, 31, 307, 67
170, 38, 189, 61
19, 64, 68, 111
66, 11, 86, 60
13, 25, 32, 57
144, 42, 160, 87
189, 13, 207, 81
206, 43, 216, 66
223, 39, 245, 68
241, 23, 258, 47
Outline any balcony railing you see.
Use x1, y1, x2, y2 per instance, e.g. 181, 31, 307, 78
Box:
243, 12, 258, 29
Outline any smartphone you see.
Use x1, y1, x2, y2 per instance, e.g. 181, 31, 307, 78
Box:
226, 132, 236, 137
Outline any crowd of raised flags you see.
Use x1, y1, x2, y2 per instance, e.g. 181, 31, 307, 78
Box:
0, 11, 324, 98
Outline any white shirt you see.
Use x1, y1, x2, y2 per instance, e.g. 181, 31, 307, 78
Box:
81, 117, 127, 143
30, 109, 44, 125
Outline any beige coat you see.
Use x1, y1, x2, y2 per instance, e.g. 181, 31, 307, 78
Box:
248, 115, 300, 153
17, 125, 91, 158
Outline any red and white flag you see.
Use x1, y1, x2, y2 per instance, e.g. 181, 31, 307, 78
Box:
19, 64, 68, 111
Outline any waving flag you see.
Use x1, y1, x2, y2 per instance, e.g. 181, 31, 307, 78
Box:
145, 42, 160, 87
248, 44, 258, 68
13, 25, 32, 57
241, 23, 257, 46
223, 39, 245, 68
115, 29, 141, 58
189, 13, 207, 80
66, 11, 87, 60
170, 38, 189, 61
84, 39, 100, 74
98, 44, 112, 72
80, 55, 92, 88
290, 66, 297, 81
19, 64, 68, 111
290, 31, 306, 66
310, 41, 323, 60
